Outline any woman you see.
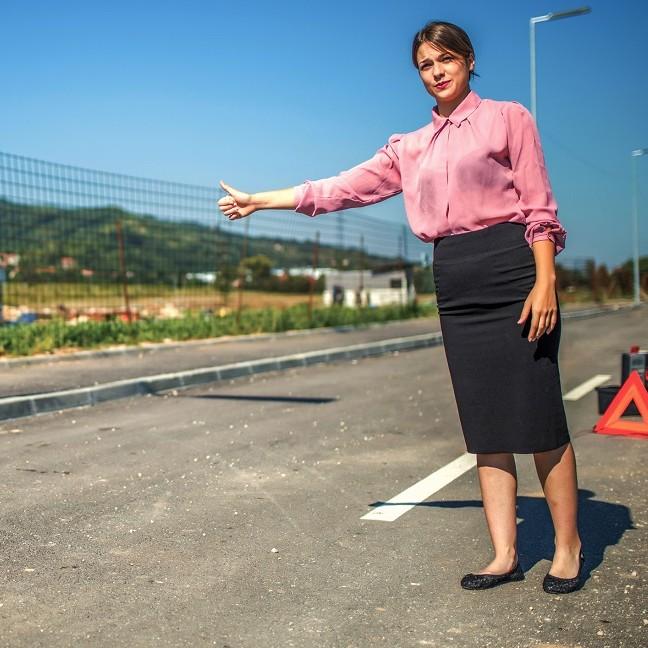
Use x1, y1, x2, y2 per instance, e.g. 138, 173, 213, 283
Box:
217, 20, 585, 594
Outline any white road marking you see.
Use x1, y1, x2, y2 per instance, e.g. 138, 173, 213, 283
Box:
363, 374, 612, 522
360, 453, 477, 522
563, 374, 611, 401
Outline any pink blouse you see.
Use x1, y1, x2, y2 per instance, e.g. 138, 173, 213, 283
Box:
293, 89, 567, 255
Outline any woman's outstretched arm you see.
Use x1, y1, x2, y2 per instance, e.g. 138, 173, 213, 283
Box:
293, 133, 403, 217
217, 181, 296, 220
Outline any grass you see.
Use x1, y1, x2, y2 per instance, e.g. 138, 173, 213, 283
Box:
0, 301, 438, 357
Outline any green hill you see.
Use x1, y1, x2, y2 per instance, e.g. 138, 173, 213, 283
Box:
0, 198, 397, 284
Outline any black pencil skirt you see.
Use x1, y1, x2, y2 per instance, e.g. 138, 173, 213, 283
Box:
432, 221, 571, 454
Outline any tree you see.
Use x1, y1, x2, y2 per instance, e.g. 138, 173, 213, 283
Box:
240, 255, 273, 282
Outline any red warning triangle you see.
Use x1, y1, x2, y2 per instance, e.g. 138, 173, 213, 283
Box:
593, 371, 648, 439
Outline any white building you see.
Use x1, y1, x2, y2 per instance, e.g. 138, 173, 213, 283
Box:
270, 266, 338, 279
323, 268, 415, 308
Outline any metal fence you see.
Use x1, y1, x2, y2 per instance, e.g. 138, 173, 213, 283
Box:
0, 151, 435, 323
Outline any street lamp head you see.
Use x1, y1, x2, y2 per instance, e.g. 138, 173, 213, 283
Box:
531, 6, 591, 24
547, 6, 591, 21
631, 149, 648, 157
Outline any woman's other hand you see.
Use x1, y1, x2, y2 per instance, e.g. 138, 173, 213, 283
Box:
517, 280, 558, 342
218, 180, 257, 220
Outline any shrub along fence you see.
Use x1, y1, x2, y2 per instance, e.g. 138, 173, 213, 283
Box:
0, 301, 437, 357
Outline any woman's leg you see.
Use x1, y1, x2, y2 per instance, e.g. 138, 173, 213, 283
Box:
473, 452, 519, 574
533, 441, 582, 578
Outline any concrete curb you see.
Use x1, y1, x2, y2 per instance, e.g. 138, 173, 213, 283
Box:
559, 303, 641, 320
0, 332, 444, 422
0, 302, 642, 423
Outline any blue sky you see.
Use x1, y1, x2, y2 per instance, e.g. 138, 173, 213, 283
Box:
1, 0, 646, 267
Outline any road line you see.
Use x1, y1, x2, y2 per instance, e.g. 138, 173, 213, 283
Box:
563, 374, 611, 401
362, 373, 612, 522
360, 374, 611, 522
360, 452, 477, 522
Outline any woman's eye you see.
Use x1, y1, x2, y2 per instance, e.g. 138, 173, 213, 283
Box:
420, 59, 452, 70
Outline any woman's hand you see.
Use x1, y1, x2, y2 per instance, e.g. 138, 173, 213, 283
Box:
517, 280, 558, 342
217, 180, 257, 220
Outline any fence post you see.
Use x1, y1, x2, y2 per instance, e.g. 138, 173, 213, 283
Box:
309, 230, 320, 320
397, 231, 403, 306
0, 266, 5, 323
336, 212, 343, 270
402, 224, 408, 306
115, 218, 132, 323
359, 233, 365, 307
236, 216, 250, 327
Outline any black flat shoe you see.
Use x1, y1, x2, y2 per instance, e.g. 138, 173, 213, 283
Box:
542, 550, 585, 594
460, 560, 525, 590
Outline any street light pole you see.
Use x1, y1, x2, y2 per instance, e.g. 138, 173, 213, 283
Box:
529, 6, 591, 124
530, 16, 538, 120
631, 149, 647, 306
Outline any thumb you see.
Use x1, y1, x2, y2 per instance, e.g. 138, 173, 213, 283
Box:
517, 301, 530, 325
219, 179, 234, 194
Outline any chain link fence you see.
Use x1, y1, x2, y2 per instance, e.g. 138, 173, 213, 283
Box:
0, 152, 437, 323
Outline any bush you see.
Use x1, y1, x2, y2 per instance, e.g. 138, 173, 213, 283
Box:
0, 302, 437, 357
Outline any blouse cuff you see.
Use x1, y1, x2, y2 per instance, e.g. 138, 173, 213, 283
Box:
293, 181, 317, 217
525, 221, 567, 256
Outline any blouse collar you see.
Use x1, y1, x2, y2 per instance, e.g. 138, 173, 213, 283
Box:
431, 89, 482, 130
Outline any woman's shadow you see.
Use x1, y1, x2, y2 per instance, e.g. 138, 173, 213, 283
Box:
514, 488, 635, 577
373, 488, 634, 579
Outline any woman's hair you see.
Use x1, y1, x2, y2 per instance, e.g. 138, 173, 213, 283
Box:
411, 20, 479, 81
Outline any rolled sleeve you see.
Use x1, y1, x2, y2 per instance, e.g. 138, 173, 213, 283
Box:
294, 133, 403, 217
503, 101, 567, 255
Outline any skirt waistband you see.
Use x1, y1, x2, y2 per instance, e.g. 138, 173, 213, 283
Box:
433, 221, 526, 258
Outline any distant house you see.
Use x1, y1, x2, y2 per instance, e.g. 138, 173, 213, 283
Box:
186, 271, 217, 283
323, 265, 416, 307
270, 266, 338, 280
0, 252, 20, 267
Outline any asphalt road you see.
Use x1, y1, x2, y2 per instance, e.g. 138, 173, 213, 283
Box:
0, 307, 646, 647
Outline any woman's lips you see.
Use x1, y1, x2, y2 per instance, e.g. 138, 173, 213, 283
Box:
436, 80, 451, 89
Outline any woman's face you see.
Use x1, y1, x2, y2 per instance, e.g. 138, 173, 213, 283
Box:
415, 41, 474, 103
